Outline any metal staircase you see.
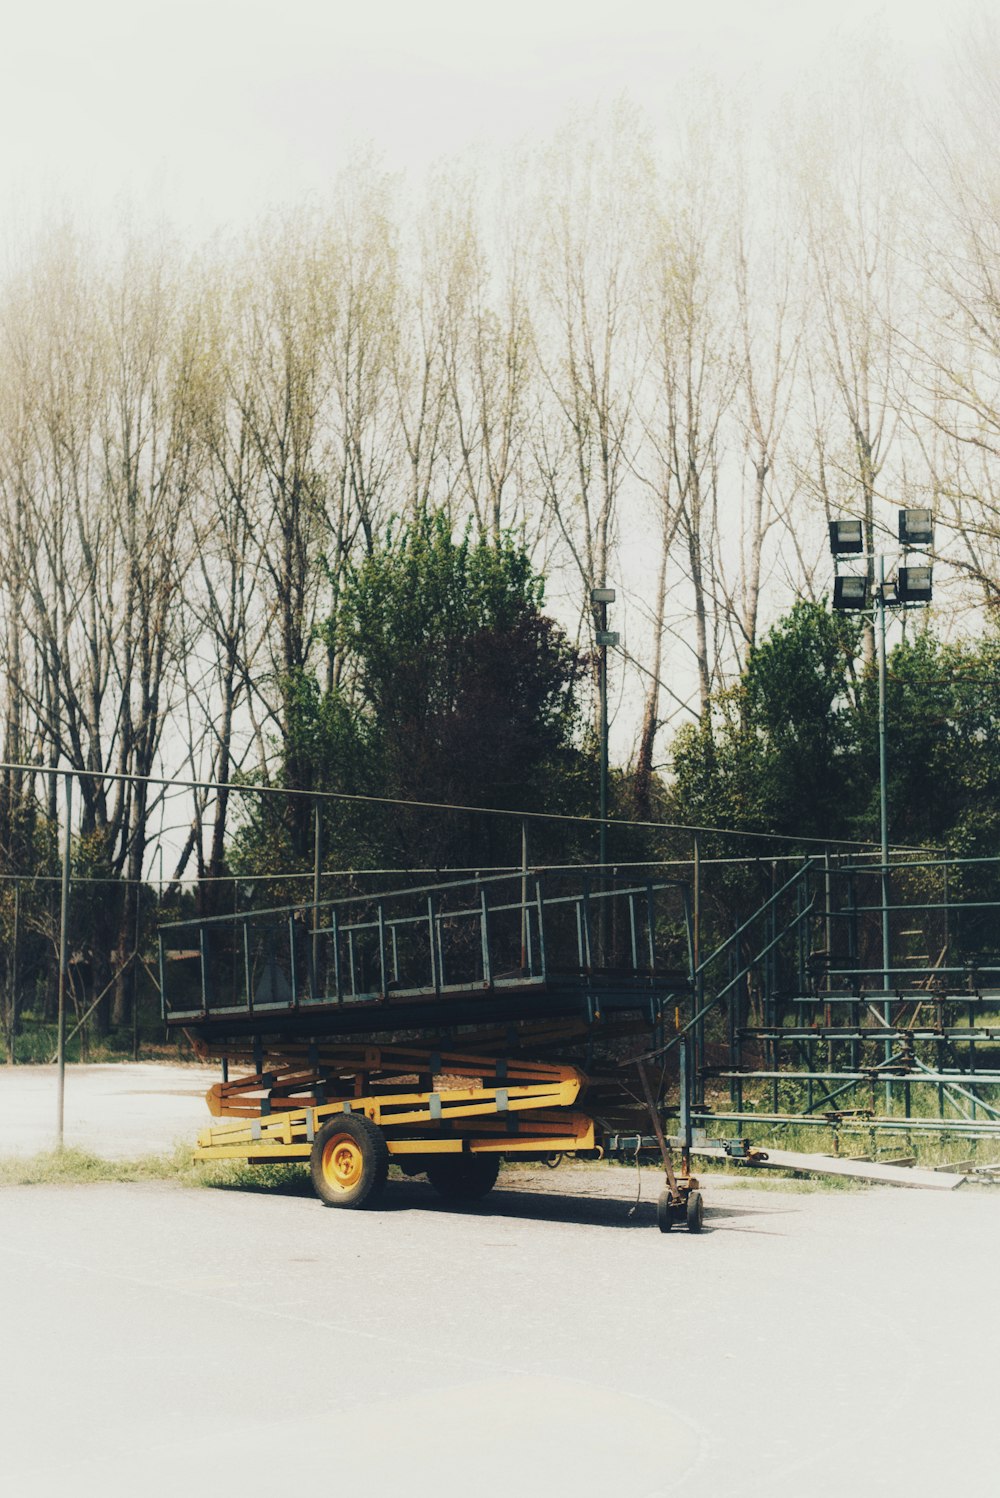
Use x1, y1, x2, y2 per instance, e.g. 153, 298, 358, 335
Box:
670, 851, 1000, 1147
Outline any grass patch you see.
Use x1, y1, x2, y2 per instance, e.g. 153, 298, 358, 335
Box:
0, 1144, 311, 1195
1, 1029, 199, 1066
2, 1135, 989, 1199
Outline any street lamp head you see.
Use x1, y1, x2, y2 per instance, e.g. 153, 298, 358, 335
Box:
896, 565, 933, 604
829, 518, 864, 556
833, 574, 870, 610
591, 587, 616, 604
898, 508, 934, 548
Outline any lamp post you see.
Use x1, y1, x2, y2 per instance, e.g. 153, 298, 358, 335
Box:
591, 586, 618, 875
830, 509, 934, 1105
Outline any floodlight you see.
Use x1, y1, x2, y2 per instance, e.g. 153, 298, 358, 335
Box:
829, 519, 864, 556
596, 629, 620, 646
898, 508, 934, 548
591, 587, 616, 604
897, 565, 933, 604
833, 575, 870, 610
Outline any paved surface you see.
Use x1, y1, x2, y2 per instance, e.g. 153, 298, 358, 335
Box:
1, 1064, 996, 1495
0, 1061, 214, 1156
2, 1165, 998, 1498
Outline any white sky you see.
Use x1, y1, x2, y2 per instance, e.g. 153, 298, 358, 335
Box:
0, 0, 985, 847
0, 0, 982, 240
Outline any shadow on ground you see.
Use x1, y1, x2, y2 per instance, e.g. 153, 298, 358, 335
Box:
205, 1169, 794, 1233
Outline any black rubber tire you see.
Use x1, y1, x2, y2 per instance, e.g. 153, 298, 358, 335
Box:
310, 1115, 389, 1208
426, 1153, 501, 1200
686, 1189, 704, 1233
656, 1188, 673, 1233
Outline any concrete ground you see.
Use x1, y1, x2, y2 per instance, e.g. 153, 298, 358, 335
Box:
1, 1065, 996, 1496
0, 1060, 214, 1156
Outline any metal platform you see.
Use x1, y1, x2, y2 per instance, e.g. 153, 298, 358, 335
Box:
159, 868, 694, 1042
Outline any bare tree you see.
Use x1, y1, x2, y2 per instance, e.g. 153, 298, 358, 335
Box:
723, 154, 804, 667
531, 106, 648, 741
0, 230, 200, 1025
229, 217, 333, 846
315, 163, 402, 686
427, 162, 537, 541
794, 72, 915, 655
392, 196, 455, 517
640, 122, 737, 719
903, 20, 1000, 615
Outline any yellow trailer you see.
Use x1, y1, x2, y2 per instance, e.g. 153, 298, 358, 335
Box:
192, 1041, 703, 1231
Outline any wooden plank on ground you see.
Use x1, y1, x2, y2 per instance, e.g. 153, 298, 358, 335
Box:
692, 1144, 966, 1190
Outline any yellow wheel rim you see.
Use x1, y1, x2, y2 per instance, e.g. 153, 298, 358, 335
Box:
321, 1133, 364, 1193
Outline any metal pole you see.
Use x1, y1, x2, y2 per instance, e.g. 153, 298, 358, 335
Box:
519, 820, 528, 972
8, 878, 18, 1064
679, 1033, 693, 1176
693, 833, 703, 1092
599, 601, 608, 877
131, 878, 141, 1062
598, 600, 609, 970
55, 772, 72, 1150
876, 556, 892, 1108
591, 584, 616, 966
692, 833, 701, 969
312, 801, 322, 996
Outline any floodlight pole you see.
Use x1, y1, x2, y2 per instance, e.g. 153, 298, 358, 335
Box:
831, 510, 936, 1116
875, 556, 893, 1098
55, 771, 72, 1150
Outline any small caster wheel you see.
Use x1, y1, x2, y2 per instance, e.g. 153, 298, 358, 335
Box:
656, 1188, 673, 1233
686, 1189, 704, 1233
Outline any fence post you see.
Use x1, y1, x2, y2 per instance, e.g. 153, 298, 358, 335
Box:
312, 801, 322, 997
8, 879, 18, 1065
693, 833, 704, 1101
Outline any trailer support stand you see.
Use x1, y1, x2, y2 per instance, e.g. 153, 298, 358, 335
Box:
636, 1059, 681, 1203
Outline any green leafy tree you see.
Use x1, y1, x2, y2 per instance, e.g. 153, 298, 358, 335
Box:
858, 631, 1000, 857
671, 601, 865, 843
233, 509, 588, 886
671, 602, 1000, 854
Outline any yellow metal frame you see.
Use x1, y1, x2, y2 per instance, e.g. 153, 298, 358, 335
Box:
204, 1041, 583, 1118
193, 1046, 596, 1165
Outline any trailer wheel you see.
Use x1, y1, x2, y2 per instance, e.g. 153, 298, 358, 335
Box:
685, 1190, 704, 1233
426, 1154, 500, 1200
656, 1188, 673, 1233
310, 1116, 388, 1208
